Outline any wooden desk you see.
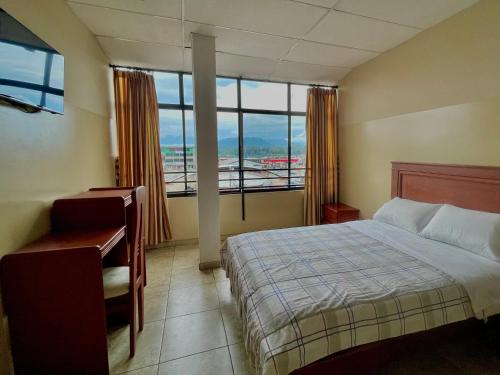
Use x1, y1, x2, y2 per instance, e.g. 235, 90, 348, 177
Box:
0, 190, 133, 375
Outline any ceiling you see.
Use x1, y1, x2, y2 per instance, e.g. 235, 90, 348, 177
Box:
67, 0, 478, 85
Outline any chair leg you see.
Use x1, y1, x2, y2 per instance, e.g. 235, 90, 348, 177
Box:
142, 249, 147, 286
129, 291, 137, 358
138, 282, 144, 331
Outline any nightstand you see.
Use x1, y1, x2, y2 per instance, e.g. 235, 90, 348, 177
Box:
322, 203, 360, 224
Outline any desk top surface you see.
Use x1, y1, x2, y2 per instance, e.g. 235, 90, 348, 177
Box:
13, 226, 126, 257
57, 189, 134, 206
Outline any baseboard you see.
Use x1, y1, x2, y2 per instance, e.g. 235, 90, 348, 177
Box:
146, 233, 236, 251
199, 260, 221, 270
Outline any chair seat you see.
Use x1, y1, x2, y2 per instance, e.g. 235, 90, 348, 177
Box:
103, 266, 130, 299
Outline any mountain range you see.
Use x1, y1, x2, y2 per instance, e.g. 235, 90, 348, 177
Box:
161, 136, 303, 148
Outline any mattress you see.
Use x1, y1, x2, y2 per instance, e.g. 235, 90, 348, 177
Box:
221, 221, 475, 375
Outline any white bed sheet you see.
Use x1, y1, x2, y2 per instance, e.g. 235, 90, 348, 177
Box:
349, 220, 500, 319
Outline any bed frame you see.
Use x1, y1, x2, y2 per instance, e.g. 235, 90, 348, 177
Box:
293, 161, 500, 375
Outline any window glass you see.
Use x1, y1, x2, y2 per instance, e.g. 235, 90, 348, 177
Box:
291, 116, 306, 170
217, 112, 239, 189
216, 78, 237, 108
243, 114, 288, 171
243, 174, 288, 189
154, 72, 179, 104
183, 74, 193, 105
241, 80, 287, 110
291, 84, 308, 112
151, 69, 323, 195
184, 110, 196, 171
217, 112, 239, 168
159, 109, 185, 193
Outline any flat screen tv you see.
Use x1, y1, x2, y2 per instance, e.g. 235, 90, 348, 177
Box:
0, 8, 64, 114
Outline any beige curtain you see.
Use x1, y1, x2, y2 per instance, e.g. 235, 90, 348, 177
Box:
304, 87, 337, 226
113, 69, 172, 245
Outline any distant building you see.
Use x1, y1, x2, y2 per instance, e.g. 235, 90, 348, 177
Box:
161, 145, 196, 171
162, 146, 305, 192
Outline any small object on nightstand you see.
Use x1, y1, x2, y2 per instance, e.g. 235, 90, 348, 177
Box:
322, 203, 360, 224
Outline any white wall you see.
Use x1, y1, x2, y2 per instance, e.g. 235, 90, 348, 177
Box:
338, 0, 500, 219
0, 0, 114, 373
168, 190, 304, 240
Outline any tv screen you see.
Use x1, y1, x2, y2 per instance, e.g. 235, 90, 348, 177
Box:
0, 8, 64, 114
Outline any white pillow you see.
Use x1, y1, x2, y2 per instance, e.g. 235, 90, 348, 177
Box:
373, 197, 441, 233
420, 204, 500, 261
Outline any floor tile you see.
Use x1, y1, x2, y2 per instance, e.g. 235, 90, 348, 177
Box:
144, 283, 170, 298
229, 343, 255, 375
146, 270, 171, 289
216, 280, 236, 306
108, 320, 164, 374
172, 255, 199, 269
158, 347, 233, 375
221, 304, 244, 345
121, 365, 158, 375
175, 243, 199, 252
160, 309, 227, 362
144, 292, 168, 323
166, 283, 219, 317
170, 266, 215, 290
146, 247, 175, 258
146, 257, 173, 273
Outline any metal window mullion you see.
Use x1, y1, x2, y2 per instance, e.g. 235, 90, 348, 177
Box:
179, 72, 188, 193
237, 77, 245, 220
287, 83, 291, 188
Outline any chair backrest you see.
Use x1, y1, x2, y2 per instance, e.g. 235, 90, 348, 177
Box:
89, 186, 145, 282
130, 186, 145, 281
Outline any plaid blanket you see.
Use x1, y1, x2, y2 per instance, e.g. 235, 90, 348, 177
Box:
221, 223, 473, 375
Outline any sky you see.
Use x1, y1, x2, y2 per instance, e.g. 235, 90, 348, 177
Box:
157, 76, 308, 150
154, 73, 309, 111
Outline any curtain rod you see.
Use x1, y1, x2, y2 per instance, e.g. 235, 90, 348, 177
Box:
108, 64, 338, 89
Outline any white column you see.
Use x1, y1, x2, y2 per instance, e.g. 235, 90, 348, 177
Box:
191, 33, 221, 268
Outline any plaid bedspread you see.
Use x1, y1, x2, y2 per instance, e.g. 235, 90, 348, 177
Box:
221, 223, 473, 375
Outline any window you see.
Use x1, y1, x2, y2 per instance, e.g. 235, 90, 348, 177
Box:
154, 71, 332, 196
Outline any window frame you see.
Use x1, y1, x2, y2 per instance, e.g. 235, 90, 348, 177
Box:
155, 70, 329, 197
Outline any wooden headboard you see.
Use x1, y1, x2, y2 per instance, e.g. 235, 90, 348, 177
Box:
391, 162, 500, 213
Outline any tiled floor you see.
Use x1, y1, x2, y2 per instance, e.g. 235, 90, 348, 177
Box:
107, 244, 254, 375
108, 245, 500, 375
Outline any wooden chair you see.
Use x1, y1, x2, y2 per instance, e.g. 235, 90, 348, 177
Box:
89, 186, 147, 286
102, 186, 145, 357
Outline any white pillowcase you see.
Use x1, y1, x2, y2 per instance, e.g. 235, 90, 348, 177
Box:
373, 197, 441, 234
420, 204, 500, 261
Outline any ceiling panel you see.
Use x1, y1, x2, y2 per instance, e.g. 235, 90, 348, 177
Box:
98, 37, 184, 70
68, 0, 181, 19
216, 53, 278, 78
69, 3, 183, 46
306, 10, 420, 52
184, 22, 297, 60
286, 41, 378, 68
184, 0, 327, 38
295, 0, 339, 8
272, 61, 349, 84
335, 0, 479, 29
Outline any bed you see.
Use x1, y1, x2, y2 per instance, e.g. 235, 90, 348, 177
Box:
220, 162, 500, 375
